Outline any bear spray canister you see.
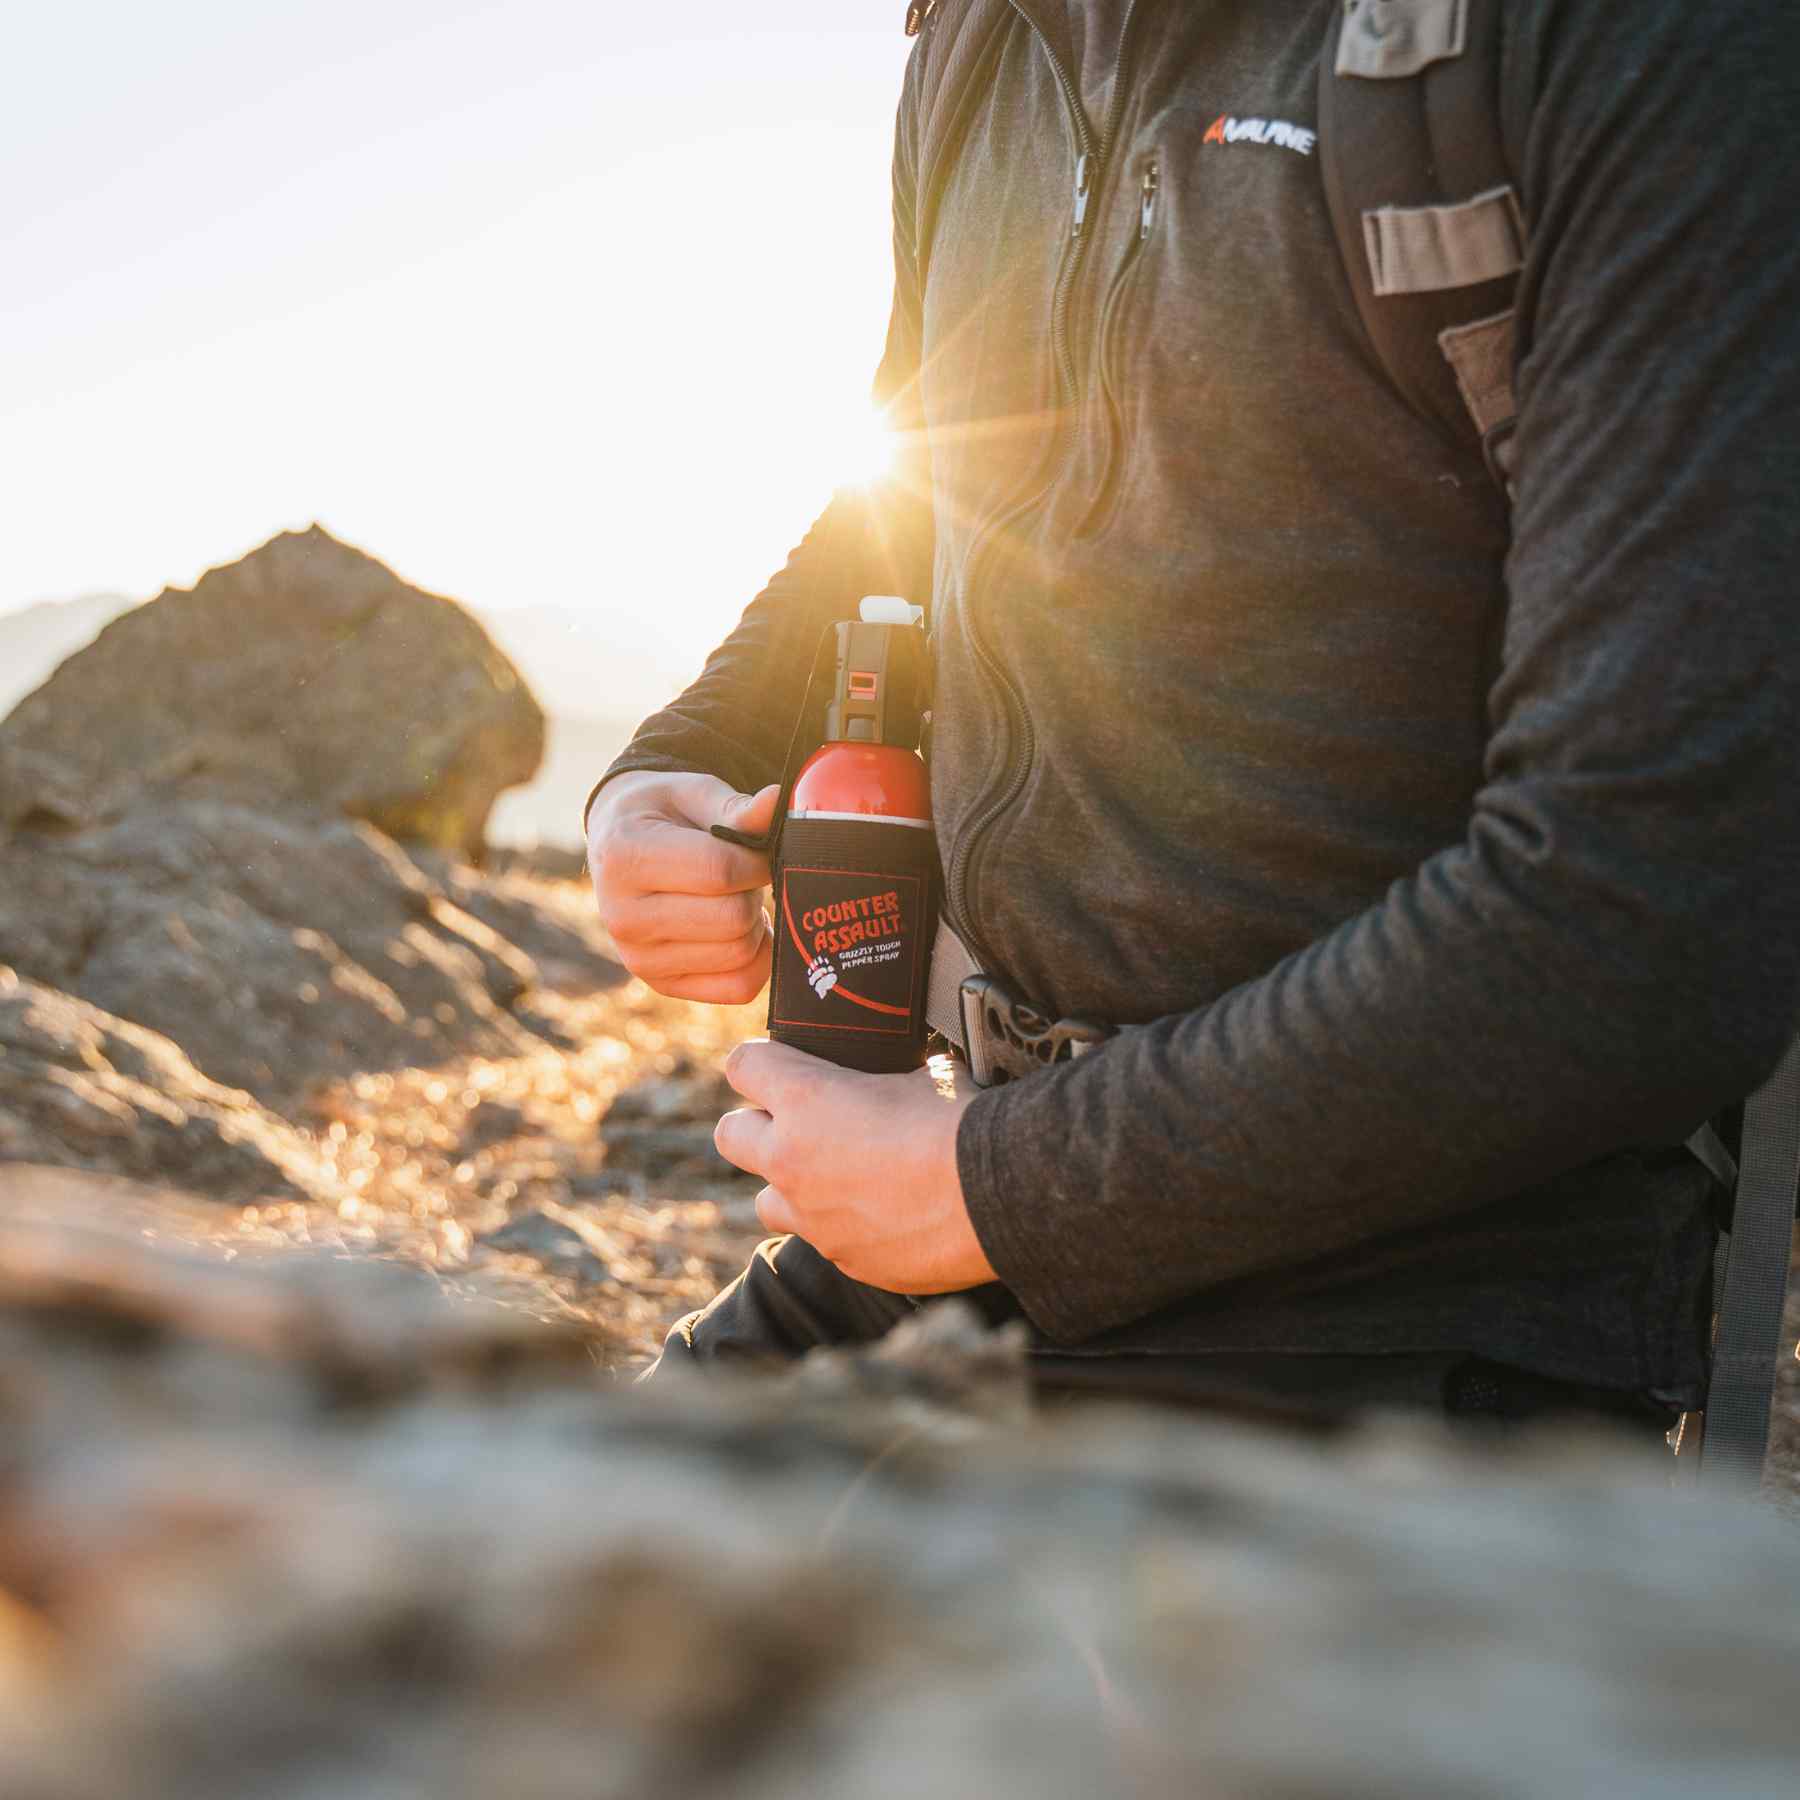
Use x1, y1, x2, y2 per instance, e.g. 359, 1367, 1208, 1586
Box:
768, 597, 935, 1074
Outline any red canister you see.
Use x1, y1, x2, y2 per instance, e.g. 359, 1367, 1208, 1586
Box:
768, 601, 935, 1073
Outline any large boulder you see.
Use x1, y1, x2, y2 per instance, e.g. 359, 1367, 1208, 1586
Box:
0, 526, 542, 858
0, 800, 623, 1111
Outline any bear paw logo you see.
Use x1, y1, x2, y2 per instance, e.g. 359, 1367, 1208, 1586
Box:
807, 959, 839, 999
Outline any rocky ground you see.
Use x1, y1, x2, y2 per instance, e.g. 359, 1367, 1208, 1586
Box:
7, 864, 1795, 1474
2, 833, 1796, 1458
0, 529, 776, 1374
216, 893, 772, 1374
3, 862, 768, 1376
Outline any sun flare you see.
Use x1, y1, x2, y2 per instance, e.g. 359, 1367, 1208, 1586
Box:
758, 396, 897, 502
835, 401, 899, 487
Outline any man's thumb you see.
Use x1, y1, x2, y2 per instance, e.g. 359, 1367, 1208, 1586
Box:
718, 783, 780, 840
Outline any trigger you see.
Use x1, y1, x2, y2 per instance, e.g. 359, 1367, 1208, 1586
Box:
710, 824, 772, 854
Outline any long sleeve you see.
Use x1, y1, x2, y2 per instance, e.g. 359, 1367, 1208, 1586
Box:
958, 0, 1800, 1344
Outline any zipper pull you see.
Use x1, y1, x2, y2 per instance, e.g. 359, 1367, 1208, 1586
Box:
1139, 161, 1159, 239
1072, 153, 1093, 238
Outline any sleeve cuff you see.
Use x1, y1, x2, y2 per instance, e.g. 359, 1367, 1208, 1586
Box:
955, 1077, 1093, 1344
580, 754, 706, 839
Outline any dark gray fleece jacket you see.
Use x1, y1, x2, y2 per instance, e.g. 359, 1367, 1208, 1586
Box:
600, 0, 1800, 1399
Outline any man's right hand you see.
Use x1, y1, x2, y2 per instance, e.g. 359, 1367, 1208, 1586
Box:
586, 771, 779, 1005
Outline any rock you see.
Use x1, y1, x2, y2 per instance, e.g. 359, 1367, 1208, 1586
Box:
0, 971, 327, 1201
605, 1056, 736, 1126
1, 1227, 1799, 1800
565, 1170, 634, 1200
411, 847, 630, 995
0, 801, 622, 1110
485, 841, 591, 883
0, 1203, 592, 1396
602, 1124, 747, 1182
478, 1208, 610, 1283
602, 1059, 752, 1182
458, 1098, 529, 1151
0, 526, 542, 858
786, 1301, 1034, 1433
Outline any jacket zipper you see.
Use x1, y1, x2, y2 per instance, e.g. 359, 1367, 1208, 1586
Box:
1075, 157, 1159, 539
945, 0, 1147, 966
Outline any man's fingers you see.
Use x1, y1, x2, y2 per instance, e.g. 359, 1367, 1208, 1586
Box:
714, 1106, 775, 1180
617, 816, 769, 896
723, 1037, 841, 1112
622, 922, 768, 981
650, 958, 771, 1007
754, 1186, 799, 1237
613, 888, 767, 946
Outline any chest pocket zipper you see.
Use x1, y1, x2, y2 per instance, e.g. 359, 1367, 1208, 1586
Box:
1075, 157, 1159, 540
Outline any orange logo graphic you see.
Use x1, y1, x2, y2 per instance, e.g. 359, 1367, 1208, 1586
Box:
1204, 114, 1317, 156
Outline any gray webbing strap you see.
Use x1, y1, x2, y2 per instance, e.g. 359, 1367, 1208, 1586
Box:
925, 919, 980, 1052
1687, 1120, 1739, 1196
1701, 1031, 1800, 1493
1335, 0, 1468, 81
1437, 309, 1517, 437
1362, 184, 1525, 297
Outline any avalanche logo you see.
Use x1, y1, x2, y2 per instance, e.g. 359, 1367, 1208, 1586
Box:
1204, 114, 1317, 157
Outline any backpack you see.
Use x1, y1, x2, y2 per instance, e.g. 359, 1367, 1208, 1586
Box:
904, 0, 1799, 1490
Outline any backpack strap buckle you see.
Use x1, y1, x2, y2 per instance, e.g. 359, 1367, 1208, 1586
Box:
956, 974, 1113, 1089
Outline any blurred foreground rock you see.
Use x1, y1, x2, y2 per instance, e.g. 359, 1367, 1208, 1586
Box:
0, 525, 542, 857
0, 1218, 1796, 1800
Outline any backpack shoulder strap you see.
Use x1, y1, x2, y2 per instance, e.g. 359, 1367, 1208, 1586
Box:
1701, 1032, 1800, 1494
1318, 0, 1525, 489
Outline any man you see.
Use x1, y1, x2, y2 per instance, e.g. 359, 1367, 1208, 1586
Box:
586, 1, 1800, 1425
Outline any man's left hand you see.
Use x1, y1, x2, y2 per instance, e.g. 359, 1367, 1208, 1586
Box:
714, 1040, 997, 1294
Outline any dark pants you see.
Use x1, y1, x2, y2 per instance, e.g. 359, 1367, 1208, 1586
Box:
647, 1235, 1680, 1439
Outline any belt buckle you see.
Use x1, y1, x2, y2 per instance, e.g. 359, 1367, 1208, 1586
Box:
957, 974, 1113, 1089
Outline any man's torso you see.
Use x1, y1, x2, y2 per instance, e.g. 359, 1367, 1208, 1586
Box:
916, 0, 1510, 1021
902, 0, 1711, 1399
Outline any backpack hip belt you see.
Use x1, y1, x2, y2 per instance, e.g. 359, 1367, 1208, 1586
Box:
926, 921, 1111, 1087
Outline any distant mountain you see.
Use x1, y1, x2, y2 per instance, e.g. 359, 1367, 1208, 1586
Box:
476, 606, 694, 846
486, 710, 645, 851
475, 603, 691, 725
0, 593, 137, 718
470, 604, 688, 848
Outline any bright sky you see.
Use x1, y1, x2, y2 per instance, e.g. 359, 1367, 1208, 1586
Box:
1, 1, 912, 679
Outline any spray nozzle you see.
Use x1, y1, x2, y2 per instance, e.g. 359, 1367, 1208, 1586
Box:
859, 595, 926, 628
823, 597, 928, 748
